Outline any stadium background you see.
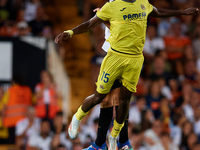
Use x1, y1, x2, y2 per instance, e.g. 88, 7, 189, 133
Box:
0, 0, 200, 150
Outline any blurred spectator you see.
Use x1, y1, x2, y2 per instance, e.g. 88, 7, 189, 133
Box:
183, 45, 195, 61
158, 78, 173, 100
193, 73, 200, 92
193, 108, 200, 139
24, 0, 41, 22
164, 20, 191, 76
171, 114, 187, 146
56, 144, 67, 150
185, 133, 198, 150
35, 71, 60, 122
141, 109, 155, 131
175, 83, 192, 115
2, 75, 32, 144
144, 119, 163, 149
0, 21, 17, 36
129, 96, 146, 126
193, 23, 200, 72
15, 21, 31, 36
28, 119, 52, 150
151, 132, 179, 150
157, 18, 171, 37
183, 91, 200, 122
0, 0, 12, 25
146, 81, 163, 118
15, 107, 40, 150
143, 25, 165, 60
59, 125, 73, 150
159, 98, 170, 132
51, 134, 61, 150
180, 121, 193, 149
184, 60, 198, 83
169, 79, 181, 106
130, 129, 147, 150
79, 118, 99, 145
28, 6, 53, 36
73, 142, 83, 150
150, 57, 172, 84
52, 112, 66, 134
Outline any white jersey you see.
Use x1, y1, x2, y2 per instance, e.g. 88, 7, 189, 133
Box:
102, 0, 113, 52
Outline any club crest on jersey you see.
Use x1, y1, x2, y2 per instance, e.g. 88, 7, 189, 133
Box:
141, 4, 145, 10
100, 85, 104, 89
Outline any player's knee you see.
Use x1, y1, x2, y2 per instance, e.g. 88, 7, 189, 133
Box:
93, 92, 107, 105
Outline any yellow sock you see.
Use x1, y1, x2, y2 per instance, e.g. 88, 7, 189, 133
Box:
75, 106, 89, 121
111, 119, 124, 138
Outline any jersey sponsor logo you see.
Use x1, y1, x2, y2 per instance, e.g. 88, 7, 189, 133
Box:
141, 4, 145, 10
123, 12, 146, 21
120, 7, 126, 11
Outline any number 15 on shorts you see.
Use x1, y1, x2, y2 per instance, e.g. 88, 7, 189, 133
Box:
101, 71, 110, 83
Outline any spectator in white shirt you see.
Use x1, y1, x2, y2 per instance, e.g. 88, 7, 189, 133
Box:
15, 107, 40, 150
28, 119, 52, 150
130, 129, 147, 150
170, 114, 187, 146
183, 91, 200, 123
24, 0, 41, 22
59, 125, 73, 150
143, 25, 165, 60
152, 132, 179, 150
193, 108, 200, 137
144, 120, 163, 150
129, 96, 146, 125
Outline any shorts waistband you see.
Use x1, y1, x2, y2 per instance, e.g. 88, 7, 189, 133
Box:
111, 47, 142, 56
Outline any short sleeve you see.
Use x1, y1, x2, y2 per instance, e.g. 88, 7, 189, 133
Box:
147, 2, 153, 14
96, 2, 112, 21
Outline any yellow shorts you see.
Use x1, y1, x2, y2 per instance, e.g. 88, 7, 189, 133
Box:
96, 48, 144, 94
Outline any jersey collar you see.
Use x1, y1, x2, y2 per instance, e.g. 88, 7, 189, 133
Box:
121, 0, 136, 3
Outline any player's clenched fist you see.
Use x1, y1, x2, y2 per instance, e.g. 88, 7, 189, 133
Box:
55, 31, 71, 43
184, 7, 199, 15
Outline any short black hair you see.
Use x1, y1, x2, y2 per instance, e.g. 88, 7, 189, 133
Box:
93, 118, 99, 124
160, 132, 170, 137
57, 144, 65, 148
132, 128, 141, 135
56, 111, 63, 117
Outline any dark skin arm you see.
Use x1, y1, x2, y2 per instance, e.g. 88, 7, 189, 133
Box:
149, 7, 199, 18
55, 7, 199, 43
55, 16, 103, 43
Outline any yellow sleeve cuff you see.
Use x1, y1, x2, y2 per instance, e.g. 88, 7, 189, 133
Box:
64, 30, 74, 37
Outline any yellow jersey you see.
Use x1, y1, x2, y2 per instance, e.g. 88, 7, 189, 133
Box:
96, 0, 153, 55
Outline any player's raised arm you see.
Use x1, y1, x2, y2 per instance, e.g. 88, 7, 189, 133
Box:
149, 7, 199, 18
55, 16, 103, 43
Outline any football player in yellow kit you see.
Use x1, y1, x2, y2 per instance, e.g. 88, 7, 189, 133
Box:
55, 0, 198, 149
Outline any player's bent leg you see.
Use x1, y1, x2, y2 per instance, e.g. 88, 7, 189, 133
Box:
109, 86, 132, 150
68, 92, 107, 140
115, 106, 133, 150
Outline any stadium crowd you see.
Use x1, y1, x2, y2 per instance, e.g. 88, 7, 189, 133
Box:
1, 0, 200, 150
